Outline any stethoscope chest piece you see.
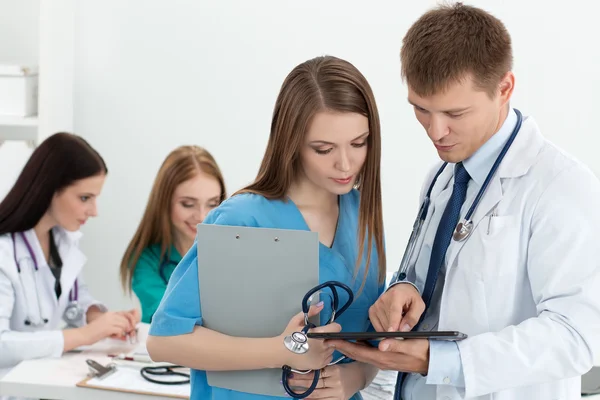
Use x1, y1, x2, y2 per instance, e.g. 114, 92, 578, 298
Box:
453, 219, 473, 242
64, 301, 83, 325
284, 331, 309, 354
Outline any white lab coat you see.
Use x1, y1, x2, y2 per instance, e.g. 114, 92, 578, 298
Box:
0, 227, 105, 376
405, 115, 600, 400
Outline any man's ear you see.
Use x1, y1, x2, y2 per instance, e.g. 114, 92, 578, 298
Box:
498, 71, 515, 106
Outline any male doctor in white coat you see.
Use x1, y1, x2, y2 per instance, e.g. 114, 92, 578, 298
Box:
331, 3, 600, 400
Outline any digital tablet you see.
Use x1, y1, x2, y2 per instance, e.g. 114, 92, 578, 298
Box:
306, 330, 467, 341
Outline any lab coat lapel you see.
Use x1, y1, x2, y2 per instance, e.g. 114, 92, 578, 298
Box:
418, 164, 454, 260
404, 165, 453, 277
52, 229, 85, 322
446, 176, 503, 268
21, 230, 58, 310
427, 164, 454, 217
445, 116, 543, 269
16, 230, 57, 326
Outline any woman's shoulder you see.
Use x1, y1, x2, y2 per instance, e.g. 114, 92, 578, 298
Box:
0, 232, 20, 279
0, 232, 14, 267
136, 244, 162, 266
0, 232, 12, 248
204, 193, 282, 227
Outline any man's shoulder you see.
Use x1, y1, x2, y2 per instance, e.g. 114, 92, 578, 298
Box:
530, 138, 597, 194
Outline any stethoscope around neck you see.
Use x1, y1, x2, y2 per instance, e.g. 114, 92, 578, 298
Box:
395, 108, 523, 282
11, 232, 82, 327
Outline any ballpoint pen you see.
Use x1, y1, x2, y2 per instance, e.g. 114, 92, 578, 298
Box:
108, 353, 153, 363
487, 207, 498, 235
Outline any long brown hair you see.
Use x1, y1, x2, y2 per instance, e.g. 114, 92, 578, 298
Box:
120, 146, 226, 293
237, 55, 385, 286
0, 132, 107, 235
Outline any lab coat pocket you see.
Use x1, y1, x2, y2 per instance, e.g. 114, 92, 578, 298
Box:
465, 215, 521, 279
455, 215, 523, 330
485, 214, 514, 238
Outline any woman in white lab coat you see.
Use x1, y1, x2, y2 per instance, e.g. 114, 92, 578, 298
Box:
0, 132, 140, 376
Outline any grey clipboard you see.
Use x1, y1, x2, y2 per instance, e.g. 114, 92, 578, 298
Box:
582, 366, 600, 395
196, 224, 320, 397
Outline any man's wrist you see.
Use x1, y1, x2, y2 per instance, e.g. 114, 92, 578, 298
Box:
386, 280, 420, 294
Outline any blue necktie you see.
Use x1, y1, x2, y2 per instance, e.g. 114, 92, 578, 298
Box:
421, 162, 471, 309
394, 162, 471, 400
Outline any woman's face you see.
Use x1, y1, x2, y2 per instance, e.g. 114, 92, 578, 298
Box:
48, 174, 106, 231
298, 111, 369, 196
170, 171, 222, 243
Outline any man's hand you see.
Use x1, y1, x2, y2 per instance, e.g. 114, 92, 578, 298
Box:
328, 339, 430, 375
369, 283, 425, 332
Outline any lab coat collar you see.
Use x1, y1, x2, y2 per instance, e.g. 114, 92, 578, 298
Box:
497, 115, 545, 178
430, 163, 455, 201
17, 227, 83, 266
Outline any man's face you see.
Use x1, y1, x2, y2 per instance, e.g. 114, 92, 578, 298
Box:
408, 73, 514, 163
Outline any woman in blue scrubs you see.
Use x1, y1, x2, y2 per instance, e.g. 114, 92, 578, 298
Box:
146, 55, 387, 400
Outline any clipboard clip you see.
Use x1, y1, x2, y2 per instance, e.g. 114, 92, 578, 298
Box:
86, 359, 117, 380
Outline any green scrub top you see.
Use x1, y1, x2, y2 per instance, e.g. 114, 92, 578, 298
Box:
132, 244, 182, 323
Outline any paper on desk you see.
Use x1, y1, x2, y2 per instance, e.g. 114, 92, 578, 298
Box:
72, 338, 137, 355
83, 364, 190, 398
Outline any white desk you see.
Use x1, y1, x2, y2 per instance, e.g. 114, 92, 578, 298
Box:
1, 325, 596, 400
0, 324, 187, 400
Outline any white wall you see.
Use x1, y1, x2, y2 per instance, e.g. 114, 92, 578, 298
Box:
0, 0, 39, 65
70, 0, 600, 312
0, 0, 39, 197
0, 0, 595, 313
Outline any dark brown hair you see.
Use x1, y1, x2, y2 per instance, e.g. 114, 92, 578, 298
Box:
401, 2, 513, 97
120, 145, 226, 293
0, 132, 107, 236
236, 55, 386, 286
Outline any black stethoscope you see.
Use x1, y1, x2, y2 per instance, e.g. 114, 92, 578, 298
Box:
394, 109, 523, 283
281, 281, 354, 398
140, 365, 190, 385
11, 232, 82, 326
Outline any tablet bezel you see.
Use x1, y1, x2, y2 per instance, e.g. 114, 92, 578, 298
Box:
306, 330, 467, 341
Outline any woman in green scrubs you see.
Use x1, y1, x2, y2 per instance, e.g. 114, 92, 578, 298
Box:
120, 145, 226, 323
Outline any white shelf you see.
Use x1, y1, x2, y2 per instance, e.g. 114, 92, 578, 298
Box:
0, 115, 38, 126
0, 0, 75, 147
0, 115, 38, 143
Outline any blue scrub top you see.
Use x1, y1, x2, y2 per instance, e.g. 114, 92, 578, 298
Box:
149, 190, 385, 400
